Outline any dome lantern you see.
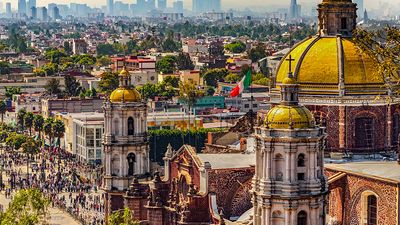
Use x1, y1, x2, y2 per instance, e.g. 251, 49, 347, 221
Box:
109, 67, 142, 103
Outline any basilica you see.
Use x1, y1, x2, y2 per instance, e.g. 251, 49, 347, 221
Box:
101, 0, 400, 224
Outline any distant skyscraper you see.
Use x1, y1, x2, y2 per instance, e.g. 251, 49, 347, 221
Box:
18, 0, 26, 14
193, 0, 220, 13
5, 2, 11, 17
211, 0, 221, 12
172, 0, 183, 13
290, 0, 299, 18
37, 7, 47, 20
354, 0, 363, 19
364, 9, 369, 22
157, 0, 166, 11
30, 6, 37, 19
28, 0, 36, 12
107, 0, 114, 16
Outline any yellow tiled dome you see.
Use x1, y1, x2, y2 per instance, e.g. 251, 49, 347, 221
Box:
275, 36, 383, 95
119, 68, 130, 77
109, 88, 141, 103
265, 105, 315, 129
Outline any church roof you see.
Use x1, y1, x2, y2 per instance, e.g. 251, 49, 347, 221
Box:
196, 153, 255, 169
326, 161, 400, 184
275, 36, 386, 95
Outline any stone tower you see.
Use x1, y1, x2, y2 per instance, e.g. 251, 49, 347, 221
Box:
102, 68, 150, 215
252, 67, 328, 225
317, 0, 357, 36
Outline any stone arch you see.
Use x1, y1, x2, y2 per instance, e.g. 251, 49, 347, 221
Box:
127, 152, 136, 176
360, 190, 379, 225
111, 154, 120, 176
297, 210, 307, 225
297, 153, 306, 167
348, 186, 385, 225
230, 178, 253, 217
128, 117, 134, 135
113, 118, 119, 135
274, 153, 284, 181
328, 187, 344, 225
353, 111, 378, 150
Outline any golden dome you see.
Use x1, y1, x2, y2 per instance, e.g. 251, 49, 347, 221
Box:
265, 105, 314, 129
119, 68, 130, 77
109, 87, 141, 103
275, 36, 384, 95
282, 76, 296, 85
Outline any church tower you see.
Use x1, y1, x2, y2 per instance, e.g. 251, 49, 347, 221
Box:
317, 0, 357, 36
102, 68, 150, 213
252, 62, 327, 225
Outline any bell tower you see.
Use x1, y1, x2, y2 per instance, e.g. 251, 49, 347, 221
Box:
102, 68, 150, 216
252, 66, 328, 225
318, 0, 357, 37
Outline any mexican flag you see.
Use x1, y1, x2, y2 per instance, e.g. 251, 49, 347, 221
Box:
230, 70, 252, 97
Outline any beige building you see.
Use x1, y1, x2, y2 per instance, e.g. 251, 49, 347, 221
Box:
41, 97, 104, 118
179, 70, 203, 85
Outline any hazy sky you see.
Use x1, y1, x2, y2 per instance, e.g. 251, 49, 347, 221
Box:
6, 0, 399, 11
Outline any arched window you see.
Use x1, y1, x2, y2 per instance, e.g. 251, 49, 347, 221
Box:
297, 211, 307, 225
367, 195, 377, 225
127, 153, 136, 176
355, 117, 374, 149
275, 154, 284, 181
128, 117, 134, 135
113, 119, 119, 136
179, 176, 189, 201
297, 154, 305, 167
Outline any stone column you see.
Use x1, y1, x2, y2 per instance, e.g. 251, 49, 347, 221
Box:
284, 208, 291, 225
265, 206, 272, 225
339, 105, 346, 150
285, 150, 291, 182
261, 206, 266, 225
290, 151, 296, 183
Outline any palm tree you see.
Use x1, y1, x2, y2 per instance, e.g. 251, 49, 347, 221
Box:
21, 137, 39, 181
17, 108, 26, 132
0, 101, 7, 123
52, 120, 65, 173
43, 118, 54, 149
33, 115, 44, 143
24, 112, 34, 136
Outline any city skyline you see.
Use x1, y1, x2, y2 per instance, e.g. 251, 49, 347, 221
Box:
3, 0, 399, 10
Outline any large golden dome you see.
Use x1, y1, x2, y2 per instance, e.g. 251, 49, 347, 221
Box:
275, 36, 384, 95
110, 88, 141, 103
265, 105, 315, 129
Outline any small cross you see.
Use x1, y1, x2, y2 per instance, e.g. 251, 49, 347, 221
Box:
286, 55, 295, 73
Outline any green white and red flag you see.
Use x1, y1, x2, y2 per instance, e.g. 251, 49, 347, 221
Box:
230, 70, 252, 97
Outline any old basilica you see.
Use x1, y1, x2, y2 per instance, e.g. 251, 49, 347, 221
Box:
102, 0, 400, 225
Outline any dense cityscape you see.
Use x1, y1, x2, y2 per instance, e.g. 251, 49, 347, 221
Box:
0, 0, 398, 224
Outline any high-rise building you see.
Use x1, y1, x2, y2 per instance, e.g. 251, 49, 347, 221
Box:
211, 0, 221, 12
107, 0, 113, 16
30, 6, 37, 19
27, 0, 36, 12
290, 0, 299, 18
18, 0, 26, 14
157, 0, 166, 11
37, 7, 47, 20
5, 2, 11, 17
50, 6, 60, 20
354, 0, 363, 19
193, 0, 221, 13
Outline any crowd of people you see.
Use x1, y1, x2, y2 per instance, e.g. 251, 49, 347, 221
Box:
0, 146, 105, 225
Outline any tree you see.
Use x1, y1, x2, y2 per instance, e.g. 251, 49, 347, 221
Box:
206, 86, 216, 96
0, 101, 6, 123
156, 56, 177, 74
163, 76, 179, 88
64, 75, 82, 97
176, 52, 195, 70
179, 80, 203, 130
353, 27, 400, 84
0, 188, 50, 225
248, 43, 267, 63
33, 115, 44, 142
5, 86, 21, 100
96, 56, 111, 67
24, 112, 34, 136
224, 73, 241, 82
98, 72, 119, 95
6, 132, 26, 152
44, 49, 66, 64
52, 120, 65, 173
126, 40, 138, 54
21, 137, 40, 179
225, 40, 247, 53
108, 208, 139, 225
96, 43, 116, 56
17, 108, 26, 131
43, 117, 54, 149
44, 78, 62, 97
63, 41, 72, 55
202, 68, 229, 87
162, 37, 179, 52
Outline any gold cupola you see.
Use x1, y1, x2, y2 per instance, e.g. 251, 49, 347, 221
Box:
109, 67, 142, 103
266, 56, 315, 129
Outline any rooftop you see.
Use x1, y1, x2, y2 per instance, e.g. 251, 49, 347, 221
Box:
196, 153, 255, 169
326, 161, 400, 183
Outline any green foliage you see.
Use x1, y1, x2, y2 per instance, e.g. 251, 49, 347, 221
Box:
206, 86, 216, 96
5, 87, 21, 99
52, 120, 65, 141
248, 43, 267, 63
137, 82, 176, 100
44, 78, 62, 97
17, 109, 26, 131
0, 188, 50, 225
176, 52, 195, 70
163, 76, 179, 88
202, 68, 229, 87
149, 128, 226, 163
179, 80, 204, 108
0, 61, 10, 75
162, 37, 180, 52
72, 54, 96, 68
253, 77, 270, 86
33, 114, 44, 134
24, 112, 34, 135
22, 137, 40, 156
5, 132, 26, 151
64, 75, 82, 97
44, 49, 66, 64
98, 72, 119, 95
96, 56, 111, 67
224, 73, 241, 82
225, 40, 246, 53
138, 36, 158, 51
156, 55, 177, 74
96, 43, 117, 56
63, 42, 72, 55
108, 208, 139, 225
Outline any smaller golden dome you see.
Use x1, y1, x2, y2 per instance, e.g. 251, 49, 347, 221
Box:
266, 105, 314, 129
119, 68, 130, 77
282, 76, 296, 85
110, 88, 141, 103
